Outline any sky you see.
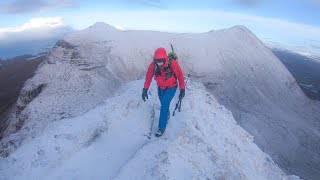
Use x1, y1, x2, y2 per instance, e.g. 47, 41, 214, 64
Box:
0, 0, 320, 58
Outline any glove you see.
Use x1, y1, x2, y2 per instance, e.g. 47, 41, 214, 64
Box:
142, 88, 148, 101
179, 89, 185, 100
168, 52, 178, 61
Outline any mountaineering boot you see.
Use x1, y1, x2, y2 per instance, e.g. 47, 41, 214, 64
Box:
155, 129, 164, 137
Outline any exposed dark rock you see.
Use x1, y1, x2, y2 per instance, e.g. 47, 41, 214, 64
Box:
56, 40, 77, 50
0, 55, 45, 136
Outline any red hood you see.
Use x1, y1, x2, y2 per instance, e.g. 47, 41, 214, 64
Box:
153, 47, 169, 67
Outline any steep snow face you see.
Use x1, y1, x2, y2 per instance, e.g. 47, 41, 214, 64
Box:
0, 24, 153, 151
1, 23, 319, 179
0, 80, 299, 180
192, 28, 320, 179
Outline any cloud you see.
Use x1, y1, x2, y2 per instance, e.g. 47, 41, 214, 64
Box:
0, 17, 64, 35
232, 0, 261, 7
0, 0, 78, 14
0, 17, 73, 58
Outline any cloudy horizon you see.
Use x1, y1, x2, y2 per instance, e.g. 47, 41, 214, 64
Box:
0, 0, 319, 58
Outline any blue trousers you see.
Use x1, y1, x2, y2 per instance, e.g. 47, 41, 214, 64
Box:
158, 86, 177, 130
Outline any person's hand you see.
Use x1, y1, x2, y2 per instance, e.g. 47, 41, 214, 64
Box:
168, 52, 178, 61
142, 88, 148, 101
179, 89, 185, 100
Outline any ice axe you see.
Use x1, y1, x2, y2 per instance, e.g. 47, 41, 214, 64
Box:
173, 74, 190, 116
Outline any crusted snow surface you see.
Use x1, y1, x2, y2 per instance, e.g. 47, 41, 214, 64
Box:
0, 80, 299, 180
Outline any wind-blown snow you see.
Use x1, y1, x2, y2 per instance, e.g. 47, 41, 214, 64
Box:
0, 22, 319, 179
0, 80, 299, 180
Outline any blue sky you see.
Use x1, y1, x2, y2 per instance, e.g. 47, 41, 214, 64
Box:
0, 0, 320, 58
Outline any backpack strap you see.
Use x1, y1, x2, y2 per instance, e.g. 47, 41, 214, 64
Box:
154, 62, 161, 76
164, 59, 177, 79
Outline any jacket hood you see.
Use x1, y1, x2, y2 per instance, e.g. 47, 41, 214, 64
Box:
153, 47, 169, 68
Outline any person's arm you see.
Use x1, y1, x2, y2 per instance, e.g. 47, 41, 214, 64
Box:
171, 60, 185, 90
144, 62, 155, 89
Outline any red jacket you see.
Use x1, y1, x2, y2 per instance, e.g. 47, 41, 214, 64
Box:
144, 48, 185, 90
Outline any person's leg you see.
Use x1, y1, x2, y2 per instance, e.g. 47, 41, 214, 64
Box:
158, 87, 165, 101
158, 86, 177, 130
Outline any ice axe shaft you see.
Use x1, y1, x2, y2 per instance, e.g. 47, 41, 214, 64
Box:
173, 74, 190, 116
173, 99, 181, 116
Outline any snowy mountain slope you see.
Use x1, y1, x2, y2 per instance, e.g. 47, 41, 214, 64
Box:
0, 80, 299, 180
194, 29, 320, 179
0, 22, 319, 179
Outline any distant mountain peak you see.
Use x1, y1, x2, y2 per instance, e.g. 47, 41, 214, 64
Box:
207, 25, 250, 34
89, 22, 120, 31
230, 25, 248, 29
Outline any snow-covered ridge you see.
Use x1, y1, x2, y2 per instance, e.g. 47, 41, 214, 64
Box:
0, 22, 319, 179
0, 80, 299, 179
2, 22, 262, 142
